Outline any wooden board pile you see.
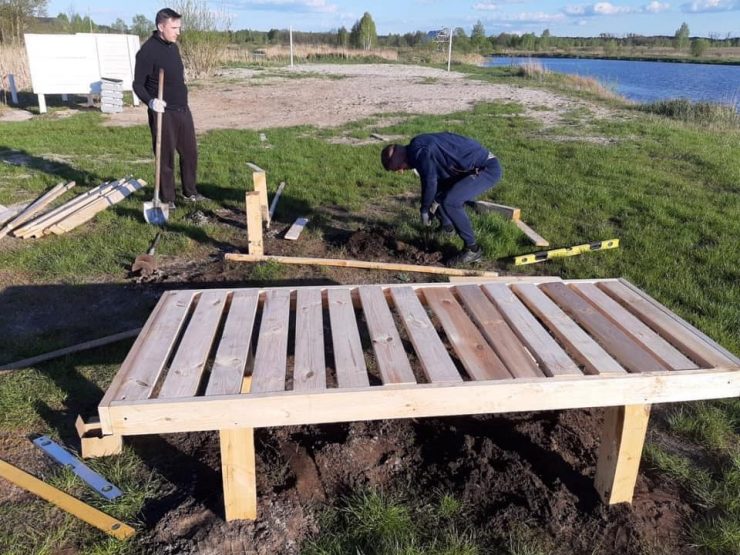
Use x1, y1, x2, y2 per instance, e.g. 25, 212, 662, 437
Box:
0, 177, 146, 239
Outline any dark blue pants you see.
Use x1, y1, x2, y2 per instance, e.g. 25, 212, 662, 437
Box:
435, 157, 502, 247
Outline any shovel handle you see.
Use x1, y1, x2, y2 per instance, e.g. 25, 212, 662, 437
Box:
154, 68, 164, 205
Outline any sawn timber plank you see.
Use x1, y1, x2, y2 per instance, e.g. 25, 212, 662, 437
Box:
250, 289, 291, 393
327, 288, 370, 388
358, 286, 416, 385
422, 287, 512, 381
390, 286, 462, 384
513, 284, 626, 375
293, 288, 326, 392
206, 290, 260, 396
159, 291, 229, 399
482, 284, 581, 376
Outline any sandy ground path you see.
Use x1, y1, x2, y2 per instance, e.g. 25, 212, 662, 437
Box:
99, 63, 614, 132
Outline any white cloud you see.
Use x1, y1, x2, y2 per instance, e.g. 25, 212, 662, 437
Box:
565, 2, 637, 15
481, 11, 568, 22
644, 1, 671, 12
681, 0, 740, 11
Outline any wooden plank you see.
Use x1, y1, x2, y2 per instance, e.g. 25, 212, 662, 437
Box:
245, 191, 264, 256
250, 289, 291, 393
449, 276, 561, 284
159, 291, 228, 399
225, 253, 499, 277
390, 287, 462, 383
599, 280, 737, 368
455, 284, 542, 378
267, 181, 285, 227
0, 458, 135, 539
284, 217, 308, 241
482, 284, 581, 376
594, 404, 651, 504
108, 290, 196, 403
220, 376, 257, 521
46, 179, 145, 235
0, 201, 31, 226
106, 368, 740, 434
571, 283, 698, 370
251, 169, 270, 225
327, 288, 370, 388
541, 282, 670, 373
515, 220, 549, 247
0, 181, 75, 238
466, 200, 521, 221
358, 286, 416, 385
0, 328, 141, 372
206, 290, 260, 396
12, 179, 122, 238
422, 287, 511, 381
293, 288, 326, 391
512, 284, 626, 375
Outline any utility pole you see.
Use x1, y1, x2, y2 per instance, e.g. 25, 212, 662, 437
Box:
447, 28, 453, 72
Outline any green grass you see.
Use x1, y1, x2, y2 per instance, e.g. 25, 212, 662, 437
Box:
1, 64, 738, 554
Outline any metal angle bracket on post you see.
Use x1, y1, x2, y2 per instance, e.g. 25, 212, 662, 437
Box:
513, 239, 620, 266
32, 435, 123, 500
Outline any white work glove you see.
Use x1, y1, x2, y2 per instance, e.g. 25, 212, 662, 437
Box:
420, 209, 432, 227
148, 98, 167, 113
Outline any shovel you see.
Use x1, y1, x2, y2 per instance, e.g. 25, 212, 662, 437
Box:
143, 68, 169, 225
131, 232, 162, 277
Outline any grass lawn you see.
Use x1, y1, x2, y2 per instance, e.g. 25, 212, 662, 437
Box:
0, 66, 738, 554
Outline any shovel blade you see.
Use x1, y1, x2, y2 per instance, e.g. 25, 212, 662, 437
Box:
143, 201, 169, 225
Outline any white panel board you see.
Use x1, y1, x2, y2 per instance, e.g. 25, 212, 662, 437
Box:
24, 33, 140, 95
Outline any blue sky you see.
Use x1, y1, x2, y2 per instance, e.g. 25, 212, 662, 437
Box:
48, 1, 740, 37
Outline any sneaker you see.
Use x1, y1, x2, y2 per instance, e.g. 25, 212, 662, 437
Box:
447, 246, 483, 266
184, 193, 207, 202
166, 201, 176, 210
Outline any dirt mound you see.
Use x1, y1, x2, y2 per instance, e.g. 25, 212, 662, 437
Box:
345, 226, 444, 266
135, 410, 693, 554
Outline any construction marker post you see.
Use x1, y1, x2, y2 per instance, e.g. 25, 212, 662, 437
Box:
514, 239, 619, 266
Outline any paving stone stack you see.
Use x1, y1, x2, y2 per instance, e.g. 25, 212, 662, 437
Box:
100, 77, 124, 113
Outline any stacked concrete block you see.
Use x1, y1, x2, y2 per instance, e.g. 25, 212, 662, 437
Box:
100, 77, 124, 113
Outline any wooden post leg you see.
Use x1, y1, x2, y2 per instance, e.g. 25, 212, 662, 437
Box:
594, 404, 651, 504
219, 377, 257, 521
245, 191, 264, 256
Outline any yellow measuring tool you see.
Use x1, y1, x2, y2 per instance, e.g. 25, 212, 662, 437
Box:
514, 239, 619, 265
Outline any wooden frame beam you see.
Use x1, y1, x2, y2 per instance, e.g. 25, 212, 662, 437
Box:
225, 253, 499, 278
102, 368, 739, 435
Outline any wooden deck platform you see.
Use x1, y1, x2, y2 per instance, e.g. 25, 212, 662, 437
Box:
98, 278, 740, 520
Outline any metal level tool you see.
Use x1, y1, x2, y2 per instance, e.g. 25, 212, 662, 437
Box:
32, 436, 123, 500
514, 239, 620, 266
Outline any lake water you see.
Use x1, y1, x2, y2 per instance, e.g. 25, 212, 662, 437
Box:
486, 56, 740, 107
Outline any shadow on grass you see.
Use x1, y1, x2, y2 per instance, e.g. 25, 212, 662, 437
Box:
0, 145, 101, 186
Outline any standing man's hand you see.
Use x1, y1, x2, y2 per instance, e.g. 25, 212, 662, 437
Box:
148, 98, 167, 113
420, 209, 432, 227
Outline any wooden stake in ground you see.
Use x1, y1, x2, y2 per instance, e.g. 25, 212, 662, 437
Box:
267, 181, 285, 228
225, 253, 499, 277
246, 162, 269, 225
245, 191, 264, 256
0, 458, 135, 539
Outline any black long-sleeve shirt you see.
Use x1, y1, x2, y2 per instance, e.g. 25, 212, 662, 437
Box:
133, 32, 188, 110
407, 133, 491, 211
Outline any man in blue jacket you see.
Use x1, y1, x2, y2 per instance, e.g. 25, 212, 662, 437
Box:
381, 132, 502, 265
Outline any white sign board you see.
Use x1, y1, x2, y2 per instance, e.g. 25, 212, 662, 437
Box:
24, 33, 140, 113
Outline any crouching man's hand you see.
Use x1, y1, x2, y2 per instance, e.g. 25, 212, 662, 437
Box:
420, 209, 432, 227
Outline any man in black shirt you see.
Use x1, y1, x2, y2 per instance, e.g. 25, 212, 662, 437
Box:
381, 132, 502, 266
133, 8, 205, 208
